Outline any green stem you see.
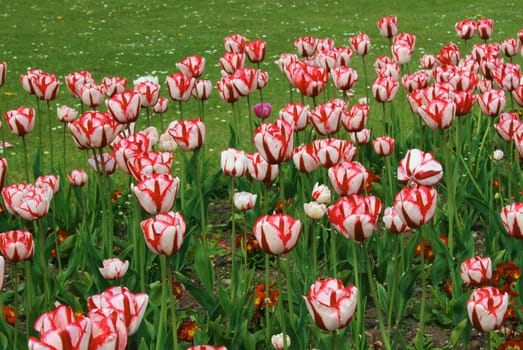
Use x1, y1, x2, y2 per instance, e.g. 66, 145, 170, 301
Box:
351, 241, 364, 349
363, 241, 391, 350
230, 177, 237, 288
156, 255, 168, 350
37, 219, 51, 309
167, 260, 179, 350
22, 136, 30, 182
277, 255, 289, 350
247, 94, 254, 144
178, 101, 184, 121
361, 55, 369, 104
415, 234, 427, 349
146, 107, 151, 127
46, 101, 54, 171
330, 231, 337, 276
62, 124, 67, 172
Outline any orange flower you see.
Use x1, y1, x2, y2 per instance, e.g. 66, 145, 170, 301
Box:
415, 234, 448, 262
253, 283, 279, 310
112, 189, 122, 204
177, 320, 200, 342
492, 178, 500, 189
234, 234, 260, 255
3, 305, 16, 325
365, 170, 381, 193
498, 336, 523, 349
172, 281, 185, 300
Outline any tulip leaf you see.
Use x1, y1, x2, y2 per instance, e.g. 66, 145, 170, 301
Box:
449, 318, 469, 348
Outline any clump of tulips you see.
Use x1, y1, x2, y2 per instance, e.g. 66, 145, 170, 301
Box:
1, 14, 523, 350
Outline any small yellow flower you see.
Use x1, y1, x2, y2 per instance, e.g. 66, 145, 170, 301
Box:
86, 10, 93, 15
3, 91, 16, 97
56, 15, 63, 20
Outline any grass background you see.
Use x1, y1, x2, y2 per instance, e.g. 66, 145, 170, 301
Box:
0, 0, 522, 183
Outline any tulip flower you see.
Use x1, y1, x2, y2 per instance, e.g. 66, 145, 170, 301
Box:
4, 107, 35, 136
158, 131, 177, 152
66, 70, 94, 98
36, 174, 60, 194
88, 152, 117, 175
392, 43, 412, 65
0, 230, 34, 262
221, 148, 247, 177
127, 151, 173, 181
402, 71, 430, 93
99, 258, 130, 280
131, 173, 179, 215
394, 185, 437, 228
133, 80, 160, 107
289, 62, 327, 97
372, 76, 399, 103
453, 90, 476, 116
377, 16, 398, 38
349, 33, 371, 56
192, 79, 213, 100
372, 136, 395, 157
493, 149, 504, 161
0, 62, 6, 88
224, 33, 246, 53
57, 105, 78, 123
166, 72, 195, 102
328, 160, 369, 196
327, 194, 383, 241
271, 333, 291, 350
88, 308, 128, 350
245, 152, 279, 183
186, 346, 227, 350
455, 19, 477, 40
494, 112, 523, 141
101, 76, 128, 97
67, 169, 88, 187
382, 207, 410, 233
216, 75, 241, 103
501, 37, 519, 57
140, 211, 187, 256
398, 149, 443, 187
106, 91, 141, 124
304, 201, 327, 220
69, 111, 122, 150
112, 132, 151, 173
253, 213, 302, 255
29, 305, 92, 350
87, 286, 148, 336
231, 67, 259, 96
303, 278, 358, 331
460, 256, 492, 286
309, 102, 343, 136
20, 69, 43, 94
341, 103, 369, 132
294, 36, 317, 57
176, 55, 206, 78
233, 191, 257, 211
467, 286, 508, 332
152, 97, 169, 114
253, 119, 294, 164
477, 89, 506, 117
500, 202, 523, 239
420, 54, 437, 69
477, 18, 494, 40
245, 39, 266, 63
78, 82, 105, 107
2, 183, 53, 221
292, 143, 320, 173
31, 72, 60, 101
278, 103, 310, 131
253, 102, 272, 119
219, 52, 245, 74
418, 98, 456, 130
168, 117, 205, 151
438, 43, 461, 66
0, 157, 7, 190
312, 183, 331, 204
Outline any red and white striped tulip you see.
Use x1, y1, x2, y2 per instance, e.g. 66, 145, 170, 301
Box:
29, 305, 91, 350
57, 105, 78, 123
32, 72, 60, 101
133, 80, 160, 107
106, 91, 141, 124
398, 149, 443, 187
101, 76, 128, 97
279, 103, 310, 131
88, 308, 128, 350
66, 70, 94, 99
377, 16, 398, 38
382, 207, 410, 234
467, 286, 508, 333
192, 80, 213, 100
88, 152, 117, 175
417, 98, 456, 130
140, 211, 187, 256
168, 117, 206, 151
341, 104, 369, 132
477, 89, 506, 117
372, 136, 395, 156
131, 173, 180, 215
294, 36, 317, 57
99, 258, 129, 280
312, 183, 331, 204
219, 52, 245, 74
292, 143, 320, 173
87, 286, 148, 335
245, 152, 279, 183
327, 194, 382, 241
253, 119, 293, 164
78, 82, 105, 107
127, 151, 173, 181
349, 33, 371, 56
500, 202, 523, 239
476, 18, 494, 40
69, 111, 122, 149
303, 278, 358, 331
176, 55, 206, 78
165, 73, 195, 102
0, 62, 6, 88
460, 256, 492, 286
394, 186, 437, 228
233, 191, 257, 211
455, 19, 477, 40
68, 169, 88, 187
245, 39, 266, 63
328, 161, 368, 196
224, 34, 246, 53
4, 107, 35, 136
0, 230, 34, 262
253, 213, 302, 255
221, 148, 247, 177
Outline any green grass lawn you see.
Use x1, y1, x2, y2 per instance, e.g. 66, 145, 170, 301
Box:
0, 0, 521, 183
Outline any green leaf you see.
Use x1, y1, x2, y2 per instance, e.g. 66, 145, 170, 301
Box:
450, 318, 469, 347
